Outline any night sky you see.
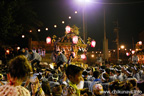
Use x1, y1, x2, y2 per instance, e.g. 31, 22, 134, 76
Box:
29, 0, 144, 50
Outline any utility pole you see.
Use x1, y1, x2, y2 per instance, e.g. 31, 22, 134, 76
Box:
82, 7, 86, 43
114, 20, 119, 61
103, 8, 109, 64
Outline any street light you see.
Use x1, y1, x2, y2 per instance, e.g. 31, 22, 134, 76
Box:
91, 54, 94, 58
62, 21, 65, 24
38, 29, 41, 32
45, 28, 48, 31
120, 45, 125, 49
68, 16, 71, 19
75, 11, 78, 14
29, 30, 32, 33
54, 25, 57, 28
22, 35, 25, 38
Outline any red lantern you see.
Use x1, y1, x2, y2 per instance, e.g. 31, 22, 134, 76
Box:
46, 37, 51, 44
72, 36, 78, 44
126, 52, 130, 56
65, 26, 71, 34
81, 54, 86, 60
132, 50, 135, 54
91, 40, 96, 47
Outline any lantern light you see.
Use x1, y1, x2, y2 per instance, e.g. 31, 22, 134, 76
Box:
29, 30, 32, 32
62, 21, 65, 24
17, 47, 20, 50
38, 29, 41, 32
46, 37, 51, 44
54, 25, 57, 28
65, 26, 71, 34
91, 40, 96, 47
91, 54, 94, 58
45, 28, 48, 31
81, 54, 86, 60
72, 36, 78, 44
68, 16, 71, 19
6, 49, 10, 54
75, 11, 78, 14
138, 41, 142, 45
22, 35, 25, 38
126, 52, 130, 56
132, 50, 135, 54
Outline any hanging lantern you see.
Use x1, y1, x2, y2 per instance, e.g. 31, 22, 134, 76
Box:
126, 52, 130, 56
46, 37, 51, 44
6, 49, 10, 54
17, 47, 20, 50
132, 50, 135, 54
81, 54, 86, 60
65, 26, 71, 34
72, 36, 78, 44
91, 40, 96, 47
138, 41, 142, 45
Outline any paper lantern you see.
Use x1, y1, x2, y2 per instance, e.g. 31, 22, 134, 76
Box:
72, 36, 78, 44
91, 40, 96, 47
65, 26, 71, 34
46, 37, 51, 44
81, 54, 86, 60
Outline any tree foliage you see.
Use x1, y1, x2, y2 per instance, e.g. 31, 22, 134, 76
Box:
0, 0, 43, 45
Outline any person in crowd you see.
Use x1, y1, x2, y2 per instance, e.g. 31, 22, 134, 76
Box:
132, 53, 139, 65
83, 71, 88, 81
52, 84, 63, 96
140, 65, 144, 81
0, 55, 32, 96
132, 66, 140, 81
109, 68, 117, 82
89, 70, 101, 92
125, 68, 134, 80
29, 75, 45, 96
64, 65, 84, 96
55, 51, 67, 68
101, 73, 109, 96
42, 78, 52, 96
115, 67, 124, 81
20, 48, 29, 58
28, 49, 42, 69
49, 74, 60, 90
109, 80, 133, 96
135, 81, 144, 96
51, 50, 57, 63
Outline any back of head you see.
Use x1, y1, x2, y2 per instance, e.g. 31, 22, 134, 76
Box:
66, 65, 83, 79
8, 55, 32, 80
42, 80, 51, 95
93, 70, 100, 78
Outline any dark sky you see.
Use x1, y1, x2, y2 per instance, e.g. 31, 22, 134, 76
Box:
29, 0, 144, 50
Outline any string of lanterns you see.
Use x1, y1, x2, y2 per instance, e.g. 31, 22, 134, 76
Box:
21, 10, 78, 38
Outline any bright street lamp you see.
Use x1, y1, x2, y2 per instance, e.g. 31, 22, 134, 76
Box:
75, 11, 78, 14
38, 29, 41, 32
62, 21, 65, 24
120, 45, 125, 49
45, 28, 48, 31
68, 16, 71, 19
54, 25, 57, 28
22, 35, 25, 38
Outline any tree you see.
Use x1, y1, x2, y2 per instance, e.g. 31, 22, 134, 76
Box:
0, 0, 43, 46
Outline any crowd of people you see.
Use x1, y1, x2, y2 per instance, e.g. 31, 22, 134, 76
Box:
0, 47, 144, 96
